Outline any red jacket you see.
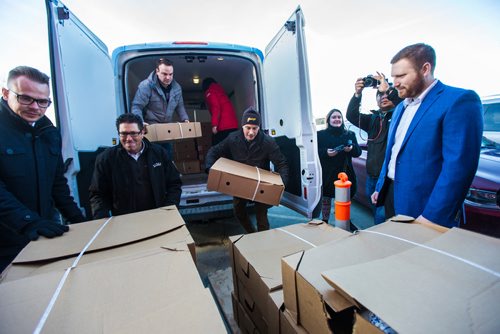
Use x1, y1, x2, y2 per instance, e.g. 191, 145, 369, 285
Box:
204, 83, 238, 131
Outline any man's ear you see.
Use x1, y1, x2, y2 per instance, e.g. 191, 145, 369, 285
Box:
421, 62, 432, 77
1, 87, 9, 101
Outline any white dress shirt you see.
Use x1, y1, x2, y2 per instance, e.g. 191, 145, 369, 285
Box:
387, 79, 438, 180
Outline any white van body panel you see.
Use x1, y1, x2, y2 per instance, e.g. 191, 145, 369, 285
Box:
263, 8, 321, 217
46, 0, 321, 218
46, 0, 118, 206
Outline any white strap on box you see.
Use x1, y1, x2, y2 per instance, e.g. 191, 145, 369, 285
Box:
355, 229, 500, 278
251, 166, 261, 201
277, 228, 318, 248
33, 217, 114, 334
177, 122, 184, 138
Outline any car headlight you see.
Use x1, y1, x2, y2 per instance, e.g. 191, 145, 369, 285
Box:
465, 188, 499, 208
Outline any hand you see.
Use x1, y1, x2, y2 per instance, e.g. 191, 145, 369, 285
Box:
374, 71, 389, 93
327, 148, 338, 157
354, 78, 364, 96
212, 126, 218, 134
22, 219, 70, 241
371, 191, 379, 205
184, 120, 190, 123
343, 145, 352, 153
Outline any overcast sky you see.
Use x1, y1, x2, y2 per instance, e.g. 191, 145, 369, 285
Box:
1, 0, 499, 120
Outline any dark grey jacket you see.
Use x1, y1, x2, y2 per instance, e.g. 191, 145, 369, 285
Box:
0, 100, 84, 259
131, 71, 188, 123
206, 130, 289, 187
89, 139, 182, 218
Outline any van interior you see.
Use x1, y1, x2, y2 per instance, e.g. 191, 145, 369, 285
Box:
123, 54, 259, 187
76, 52, 302, 217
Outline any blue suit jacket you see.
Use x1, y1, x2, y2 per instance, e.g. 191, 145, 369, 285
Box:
376, 80, 483, 227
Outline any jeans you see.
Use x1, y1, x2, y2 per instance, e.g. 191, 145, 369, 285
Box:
366, 176, 385, 225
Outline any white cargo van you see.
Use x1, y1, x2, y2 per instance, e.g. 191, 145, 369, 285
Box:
46, 0, 321, 219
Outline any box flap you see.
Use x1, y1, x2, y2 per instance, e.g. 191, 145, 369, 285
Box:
321, 228, 500, 334
14, 206, 184, 263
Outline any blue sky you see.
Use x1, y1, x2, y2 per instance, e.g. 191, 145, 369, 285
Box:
1, 0, 499, 119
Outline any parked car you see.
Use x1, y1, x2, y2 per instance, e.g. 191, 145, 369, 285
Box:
349, 96, 500, 237
462, 95, 500, 237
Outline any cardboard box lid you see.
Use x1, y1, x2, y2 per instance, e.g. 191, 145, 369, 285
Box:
231, 222, 350, 291
321, 228, 500, 334
3, 225, 194, 282
14, 206, 184, 263
282, 221, 444, 313
211, 157, 283, 186
0, 249, 226, 333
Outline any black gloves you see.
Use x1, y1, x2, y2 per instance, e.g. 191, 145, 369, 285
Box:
22, 220, 70, 241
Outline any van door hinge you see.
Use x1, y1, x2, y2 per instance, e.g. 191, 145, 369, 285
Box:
284, 21, 296, 33
57, 6, 70, 22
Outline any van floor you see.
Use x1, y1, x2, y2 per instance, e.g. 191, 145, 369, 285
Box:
184, 202, 374, 333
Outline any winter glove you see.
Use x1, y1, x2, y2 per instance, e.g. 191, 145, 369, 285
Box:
22, 219, 70, 241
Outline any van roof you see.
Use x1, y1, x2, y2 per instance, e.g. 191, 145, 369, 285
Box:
112, 41, 264, 61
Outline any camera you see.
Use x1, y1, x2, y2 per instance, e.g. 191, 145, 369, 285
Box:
385, 87, 400, 104
363, 75, 379, 88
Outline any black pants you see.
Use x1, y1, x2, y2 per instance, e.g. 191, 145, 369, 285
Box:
384, 179, 395, 220
213, 129, 237, 146
233, 197, 270, 233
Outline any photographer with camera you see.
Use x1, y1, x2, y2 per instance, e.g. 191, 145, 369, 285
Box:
317, 109, 361, 224
346, 72, 403, 224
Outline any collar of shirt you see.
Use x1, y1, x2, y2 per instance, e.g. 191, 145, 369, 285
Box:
127, 140, 146, 161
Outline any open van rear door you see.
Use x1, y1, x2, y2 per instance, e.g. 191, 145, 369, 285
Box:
263, 7, 321, 218
46, 0, 117, 207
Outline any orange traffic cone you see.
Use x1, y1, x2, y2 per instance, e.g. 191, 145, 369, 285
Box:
334, 172, 351, 231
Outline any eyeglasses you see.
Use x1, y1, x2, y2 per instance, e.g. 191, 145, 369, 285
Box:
118, 131, 142, 138
9, 90, 52, 108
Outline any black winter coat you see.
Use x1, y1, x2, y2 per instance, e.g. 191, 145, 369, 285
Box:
0, 101, 84, 259
205, 130, 289, 187
89, 139, 182, 218
346, 94, 394, 178
317, 127, 361, 197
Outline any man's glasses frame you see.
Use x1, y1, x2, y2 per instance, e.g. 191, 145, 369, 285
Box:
8, 90, 52, 108
118, 131, 143, 138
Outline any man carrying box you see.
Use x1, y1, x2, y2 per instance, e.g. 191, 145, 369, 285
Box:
206, 108, 289, 232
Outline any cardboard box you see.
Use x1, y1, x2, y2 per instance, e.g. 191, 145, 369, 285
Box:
173, 149, 198, 161
144, 122, 202, 142
207, 157, 284, 206
232, 292, 261, 334
173, 138, 196, 152
0, 207, 226, 333
230, 222, 351, 333
281, 220, 445, 334
352, 311, 384, 334
280, 307, 308, 334
1, 206, 193, 281
174, 160, 201, 174
321, 227, 500, 334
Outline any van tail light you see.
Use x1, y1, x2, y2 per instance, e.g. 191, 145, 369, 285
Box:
303, 186, 308, 200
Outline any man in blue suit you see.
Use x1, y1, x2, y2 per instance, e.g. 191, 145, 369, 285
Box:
371, 43, 483, 227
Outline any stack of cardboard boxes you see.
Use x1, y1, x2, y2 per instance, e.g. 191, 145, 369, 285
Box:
173, 139, 201, 174
229, 222, 351, 333
0, 207, 227, 333
230, 218, 500, 333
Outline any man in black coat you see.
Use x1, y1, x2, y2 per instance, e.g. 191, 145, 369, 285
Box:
0, 66, 85, 272
346, 74, 403, 224
89, 113, 182, 218
205, 108, 289, 232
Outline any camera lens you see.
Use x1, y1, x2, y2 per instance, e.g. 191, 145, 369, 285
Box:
363, 75, 378, 88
